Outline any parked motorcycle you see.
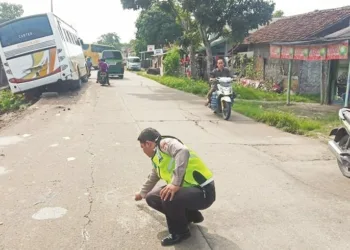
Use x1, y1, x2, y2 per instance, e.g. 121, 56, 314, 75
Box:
99, 72, 109, 86
328, 108, 350, 178
208, 77, 235, 120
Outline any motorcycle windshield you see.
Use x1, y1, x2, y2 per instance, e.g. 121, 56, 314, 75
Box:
219, 82, 231, 87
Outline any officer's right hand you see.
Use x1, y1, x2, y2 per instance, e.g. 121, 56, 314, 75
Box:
134, 192, 143, 201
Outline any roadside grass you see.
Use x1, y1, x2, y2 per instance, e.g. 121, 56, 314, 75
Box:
138, 72, 319, 103
138, 72, 209, 96
0, 90, 28, 114
233, 85, 320, 103
137, 72, 339, 138
232, 101, 340, 137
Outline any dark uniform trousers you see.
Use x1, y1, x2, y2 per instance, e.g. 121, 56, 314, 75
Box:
146, 181, 216, 234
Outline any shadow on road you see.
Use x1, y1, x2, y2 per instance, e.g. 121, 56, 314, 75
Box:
196, 225, 242, 250
156, 225, 241, 250
33, 80, 92, 106
137, 204, 240, 249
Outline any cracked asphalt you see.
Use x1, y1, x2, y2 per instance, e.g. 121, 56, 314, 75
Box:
0, 71, 350, 250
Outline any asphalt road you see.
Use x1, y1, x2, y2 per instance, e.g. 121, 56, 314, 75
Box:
0, 71, 349, 250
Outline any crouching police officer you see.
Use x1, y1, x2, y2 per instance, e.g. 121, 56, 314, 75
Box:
134, 128, 216, 246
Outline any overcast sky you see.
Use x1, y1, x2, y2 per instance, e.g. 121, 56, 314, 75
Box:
3, 0, 350, 43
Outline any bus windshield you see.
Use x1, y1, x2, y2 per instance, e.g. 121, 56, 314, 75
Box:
91, 44, 114, 53
0, 15, 53, 48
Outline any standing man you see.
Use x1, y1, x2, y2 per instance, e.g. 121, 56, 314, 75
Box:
86, 57, 92, 77
205, 58, 233, 106
134, 128, 216, 246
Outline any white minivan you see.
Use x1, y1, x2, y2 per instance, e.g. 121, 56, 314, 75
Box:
127, 56, 141, 71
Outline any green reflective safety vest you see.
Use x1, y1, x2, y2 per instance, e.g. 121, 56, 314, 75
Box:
151, 140, 213, 188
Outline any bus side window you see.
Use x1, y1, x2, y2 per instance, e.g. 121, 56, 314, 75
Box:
68, 32, 74, 44
63, 29, 69, 43
67, 31, 72, 44
57, 25, 64, 40
74, 35, 79, 46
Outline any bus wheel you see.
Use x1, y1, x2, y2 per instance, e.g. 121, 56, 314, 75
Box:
72, 69, 82, 89
82, 66, 89, 83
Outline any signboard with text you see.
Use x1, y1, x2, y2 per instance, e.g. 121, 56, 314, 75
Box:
326, 40, 348, 60
294, 46, 309, 60
270, 45, 281, 59
269, 40, 348, 61
154, 49, 163, 55
147, 45, 155, 52
308, 45, 327, 61
280, 46, 294, 59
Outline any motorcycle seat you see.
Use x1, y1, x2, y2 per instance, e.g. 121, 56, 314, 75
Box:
343, 110, 350, 122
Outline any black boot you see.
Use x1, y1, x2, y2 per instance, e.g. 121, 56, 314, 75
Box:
187, 211, 204, 224
161, 230, 191, 246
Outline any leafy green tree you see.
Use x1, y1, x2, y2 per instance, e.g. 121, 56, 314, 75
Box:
121, 0, 200, 78
121, 0, 274, 78
97, 32, 121, 49
136, 4, 183, 49
273, 10, 284, 18
182, 0, 275, 76
163, 46, 181, 76
0, 2, 24, 23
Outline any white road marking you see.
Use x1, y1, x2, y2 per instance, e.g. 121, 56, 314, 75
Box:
22, 134, 31, 138
67, 157, 76, 161
50, 143, 59, 147
0, 167, 12, 176
63, 137, 70, 140
32, 207, 67, 220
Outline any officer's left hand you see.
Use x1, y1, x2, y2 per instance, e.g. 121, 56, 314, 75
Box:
160, 184, 180, 201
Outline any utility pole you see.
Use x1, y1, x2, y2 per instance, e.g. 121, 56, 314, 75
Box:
51, 0, 53, 12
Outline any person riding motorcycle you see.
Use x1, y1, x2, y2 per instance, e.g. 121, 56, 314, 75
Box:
96, 59, 110, 85
205, 59, 233, 106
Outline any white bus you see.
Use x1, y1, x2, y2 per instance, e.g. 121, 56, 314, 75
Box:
0, 13, 88, 94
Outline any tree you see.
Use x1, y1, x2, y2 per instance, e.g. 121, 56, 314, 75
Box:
273, 10, 284, 18
97, 32, 121, 49
130, 38, 147, 55
182, 0, 275, 77
0, 2, 24, 23
135, 4, 183, 49
121, 0, 275, 78
121, 0, 201, 78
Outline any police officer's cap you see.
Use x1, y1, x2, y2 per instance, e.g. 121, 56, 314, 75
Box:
137, 128, 161, 143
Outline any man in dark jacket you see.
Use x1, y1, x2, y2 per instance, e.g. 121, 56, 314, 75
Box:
205, 59, 233, 106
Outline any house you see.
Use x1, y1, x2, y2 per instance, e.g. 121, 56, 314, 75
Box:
198, 18, 282, 57
240, 6, 350, 99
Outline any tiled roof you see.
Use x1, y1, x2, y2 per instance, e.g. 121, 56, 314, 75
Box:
245, 6, 350, 44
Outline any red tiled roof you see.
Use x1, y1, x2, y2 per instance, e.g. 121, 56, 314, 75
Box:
245, 6, 350, 44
